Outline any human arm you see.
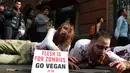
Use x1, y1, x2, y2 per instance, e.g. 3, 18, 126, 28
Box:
114, 17, 123, 39
69, 40, 84, 62
105, 50, 128, 73
96, 23, 101, 32
41, 28, 60, 51
4, 8, 16, 19
106, 50, 126, 61
109, 61, 130, 73
69, 39, 91, 68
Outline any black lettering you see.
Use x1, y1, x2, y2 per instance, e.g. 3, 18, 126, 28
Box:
36, 63, 39, 68
35, 63, 44, 68
46, 63, 66, 69
46, 63, 53, 68
61, 64, 66, 69
40, 63, 44, 68
54, 64, 57, 69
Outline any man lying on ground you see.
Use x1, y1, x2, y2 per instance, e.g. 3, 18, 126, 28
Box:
69, 31, 128, 72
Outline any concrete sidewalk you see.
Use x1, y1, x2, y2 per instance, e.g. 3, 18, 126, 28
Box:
0, 65, 116, 73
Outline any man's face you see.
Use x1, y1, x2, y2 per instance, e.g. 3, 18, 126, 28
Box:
43, 9, 49, 15
0, 5, 4, 12
15, 1, 21, 9
122, 9, 128, 17
91, 36, 110, 56
100, 18, 104, 23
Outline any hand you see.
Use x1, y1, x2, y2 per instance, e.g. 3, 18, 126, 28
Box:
18, 29, 25, 36
109, 61, 130, 73
69, 61, 80, 70
98, 54, 109, 64
68, 56, 78, 64
45, 20, 49, 24
16, 11, 21, 14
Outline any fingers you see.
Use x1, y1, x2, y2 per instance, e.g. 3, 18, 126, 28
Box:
69, 56, 78, 63
109, 61, 126, 73
116, 63, 123, 71
73, 64, 80, 70
69, 61, 74, 69
69, 61, 80, 70
109, 61, 120, 67
116, 63, 125, 73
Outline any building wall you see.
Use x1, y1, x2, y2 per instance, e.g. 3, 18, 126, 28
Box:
78, 0, 113, 36
107, 0, 114, 34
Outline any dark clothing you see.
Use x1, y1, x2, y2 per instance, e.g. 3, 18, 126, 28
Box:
117, 37, 129, 46
0, 14, 5, 39
35, 32, 47, 42
3, 7, 25, 39
33, 14, 49, 42
4, 26, 18, 39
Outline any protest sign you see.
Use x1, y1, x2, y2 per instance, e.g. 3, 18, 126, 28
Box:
31, 50, 68, 73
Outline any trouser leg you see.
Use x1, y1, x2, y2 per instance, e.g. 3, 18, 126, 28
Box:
0, 40, 33, 64
4, 27, 13, 39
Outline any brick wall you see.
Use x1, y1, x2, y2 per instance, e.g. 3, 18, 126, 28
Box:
78, 0, 107, 35
78, 0, 114, 36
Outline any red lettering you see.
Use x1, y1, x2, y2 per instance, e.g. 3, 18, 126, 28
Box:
51, 70, 54, 72
45, 57, 66, 62
42, 51, 55, 56
62, 58, 66, 62
47, 70, 50, 72
57, 52, 61, 56
34, 56, 44, 61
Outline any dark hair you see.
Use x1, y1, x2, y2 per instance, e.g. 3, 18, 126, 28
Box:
41, 6, 51, 12
15, 0, 22, 3
0, 3, 4, 6
92, 30, 111, 40
97, 17, 103, 23
23, 4, 33, 15
117, 8, 126, 18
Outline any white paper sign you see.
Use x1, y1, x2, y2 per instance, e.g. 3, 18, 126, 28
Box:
31, 50, 68, 73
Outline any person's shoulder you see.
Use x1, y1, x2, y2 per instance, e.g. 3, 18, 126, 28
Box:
76, 39, 91, 45
48, 28, 56, 32
77, 39, 91, 42
36, 14, 43, 17
118, 16, 124, 20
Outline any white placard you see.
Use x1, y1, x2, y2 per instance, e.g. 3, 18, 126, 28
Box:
31, 50, 68, 73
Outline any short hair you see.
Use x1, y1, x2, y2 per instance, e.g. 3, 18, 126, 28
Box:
117, 8, 126, 18
41, 6, 51, 12
92, 30, 111, 40
15, 0, 22, 3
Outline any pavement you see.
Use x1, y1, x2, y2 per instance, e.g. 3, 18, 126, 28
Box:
0, 65, 116, 73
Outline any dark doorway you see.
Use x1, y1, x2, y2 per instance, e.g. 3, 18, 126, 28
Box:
54, 6, 76, 29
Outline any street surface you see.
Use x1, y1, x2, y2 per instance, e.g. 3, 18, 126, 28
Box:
0, 65, 116, 73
